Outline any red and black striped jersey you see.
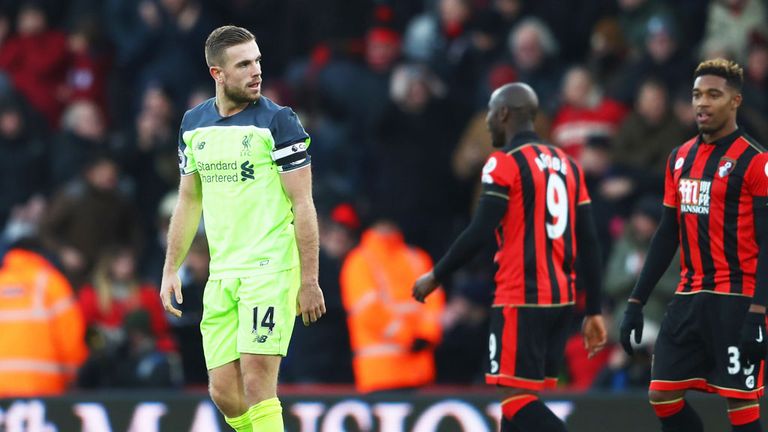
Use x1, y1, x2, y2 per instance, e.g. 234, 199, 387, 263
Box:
664, 130, 768, 297
481, 132, 591, 307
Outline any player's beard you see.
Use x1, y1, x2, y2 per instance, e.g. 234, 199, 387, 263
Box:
223, 82, 260, 105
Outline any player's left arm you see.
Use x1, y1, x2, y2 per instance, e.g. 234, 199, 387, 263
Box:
573, 163, 607, 357
576, 203, 607, 358
272, 107, 325, 326
752, 198, 768, 311
575, 203, 603, 314
280, 165, 326, 326
745, 154, 768, 312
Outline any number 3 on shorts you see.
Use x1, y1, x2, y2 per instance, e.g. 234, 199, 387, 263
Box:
253, 306, 276, 334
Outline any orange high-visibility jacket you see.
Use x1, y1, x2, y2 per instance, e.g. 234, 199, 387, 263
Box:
341, 228, 445, 393
0, 248, 88, 397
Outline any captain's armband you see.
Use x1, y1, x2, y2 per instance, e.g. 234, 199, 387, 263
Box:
272, 141, 310, 172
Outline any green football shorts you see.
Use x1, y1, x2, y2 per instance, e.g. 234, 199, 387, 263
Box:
200, 268, 301, 370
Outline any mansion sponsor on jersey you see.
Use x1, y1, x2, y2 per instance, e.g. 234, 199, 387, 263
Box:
679, 178, 711, 214
197, 160, 241, 183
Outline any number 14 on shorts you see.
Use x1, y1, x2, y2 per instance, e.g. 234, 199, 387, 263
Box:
253, 306, 276, 343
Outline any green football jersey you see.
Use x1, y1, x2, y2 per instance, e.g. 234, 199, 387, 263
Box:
177, 97, 311, 279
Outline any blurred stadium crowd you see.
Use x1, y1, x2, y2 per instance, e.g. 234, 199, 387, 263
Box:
1, 0, 767, 396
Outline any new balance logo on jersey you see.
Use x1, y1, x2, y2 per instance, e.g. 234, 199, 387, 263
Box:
679, 178, 711, 214
241, 161, 254, 181
197, 141, 206, 150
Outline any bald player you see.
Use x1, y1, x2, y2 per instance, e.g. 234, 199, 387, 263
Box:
413, 83, 607, 432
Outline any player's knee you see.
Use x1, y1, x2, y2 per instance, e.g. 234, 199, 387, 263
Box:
209, 381, 239, 414
240, 355, 280, 402
648, 389, 683, 403
241, 368, 278, 402
241, 375, 276, 403
208, 383, 228, 405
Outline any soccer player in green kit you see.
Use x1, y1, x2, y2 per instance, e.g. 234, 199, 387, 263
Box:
160, 26, 326, 431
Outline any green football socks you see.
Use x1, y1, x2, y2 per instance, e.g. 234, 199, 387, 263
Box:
248, 397, 283, 431
225, 411, 253, 432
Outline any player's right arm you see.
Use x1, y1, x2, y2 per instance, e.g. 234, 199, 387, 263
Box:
625, 209, 680, 307
160, 173, 203, 317
627, 151, 682, 305
412, 153, 510, 302
620, 151, 681, 354
161, 122, 203, 318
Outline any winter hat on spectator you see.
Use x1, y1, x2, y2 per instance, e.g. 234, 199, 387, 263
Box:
488, 64, 518, 91
368, 27, 400, 46
331, 203, 360, 231
645, 14, 677, 41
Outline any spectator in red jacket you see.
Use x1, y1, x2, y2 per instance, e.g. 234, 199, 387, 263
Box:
78, 245, 175, 353
61, 18, 111, 120
0, 1, 68, 128
551, 65, 628, 158
76, 244, 180, 388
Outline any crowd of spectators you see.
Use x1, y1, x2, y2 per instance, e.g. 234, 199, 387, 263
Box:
1, 0, 768, 394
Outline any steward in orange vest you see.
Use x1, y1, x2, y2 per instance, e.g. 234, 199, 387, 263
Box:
0, 244, 88, 396
341, 222, 445, 393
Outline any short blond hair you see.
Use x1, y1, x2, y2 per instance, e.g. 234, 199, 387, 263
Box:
694, 58, 743, 90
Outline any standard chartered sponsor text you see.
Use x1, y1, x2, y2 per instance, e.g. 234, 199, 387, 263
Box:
198, 160, 240, 183
198, 160, 238, 171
